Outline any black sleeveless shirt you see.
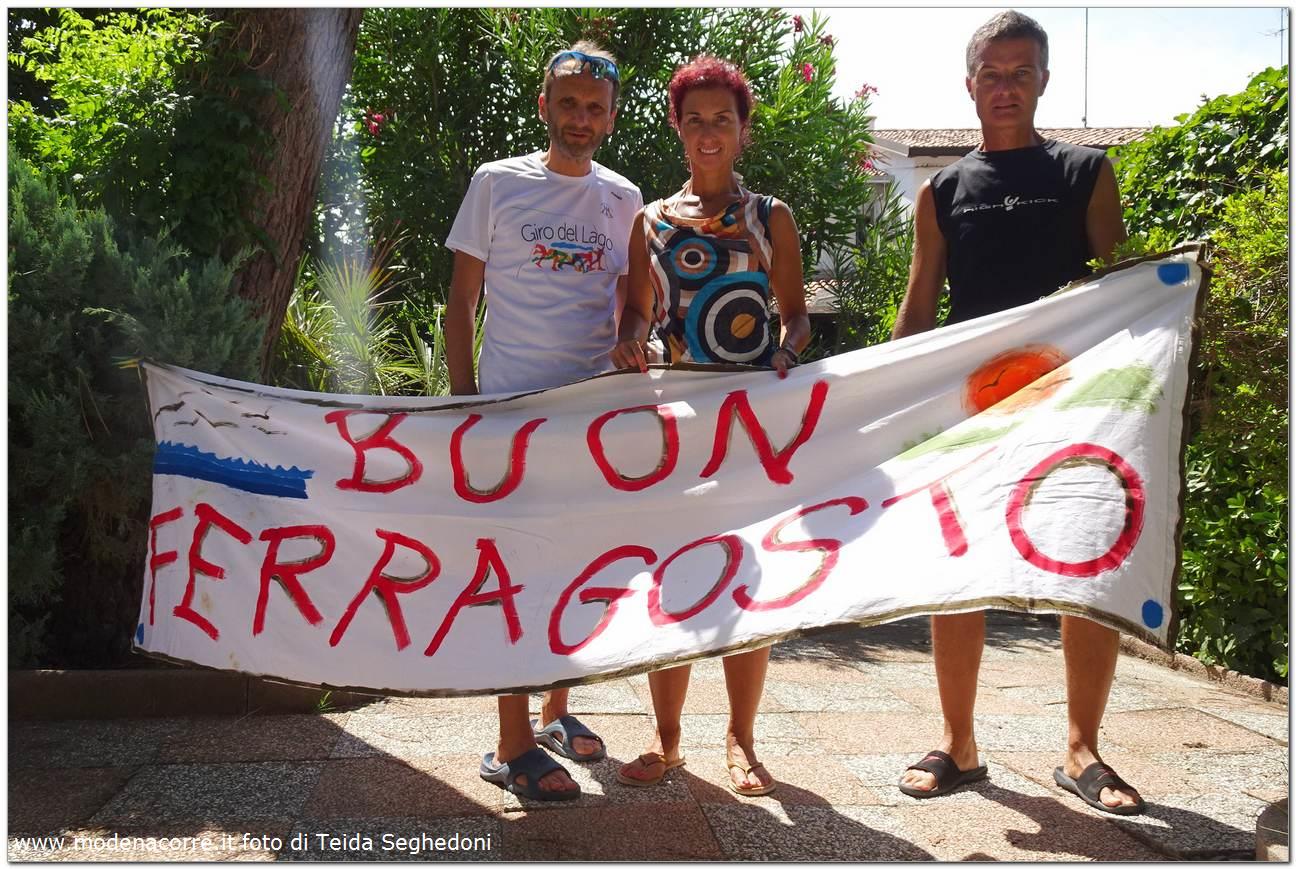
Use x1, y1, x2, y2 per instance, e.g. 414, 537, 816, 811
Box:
930, 139, 1105, 324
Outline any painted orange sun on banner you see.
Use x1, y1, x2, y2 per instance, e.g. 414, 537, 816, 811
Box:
964, 345, 1071, 415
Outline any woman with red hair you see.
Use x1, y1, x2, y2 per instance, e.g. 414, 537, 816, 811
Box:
610, 55, 810, 797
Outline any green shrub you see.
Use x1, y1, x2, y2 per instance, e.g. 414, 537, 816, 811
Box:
8, 156, 264, 667
1110, 67, 1288, 682
1114, 66, 1288, 241
8, 8, 273, 260
1177, 170, 1288, 682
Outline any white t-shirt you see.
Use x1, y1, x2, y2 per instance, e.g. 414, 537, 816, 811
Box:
446, 152, 643, 394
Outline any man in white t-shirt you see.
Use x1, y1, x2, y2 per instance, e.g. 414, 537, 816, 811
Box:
445, 41, 642, 801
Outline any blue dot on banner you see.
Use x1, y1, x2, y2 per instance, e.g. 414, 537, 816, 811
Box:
1156, 262, 1190, 285
135, 623, 145, 644
1141, 600, 1164, 629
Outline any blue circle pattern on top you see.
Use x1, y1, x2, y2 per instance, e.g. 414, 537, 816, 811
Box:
684, 271, 772, 363
1156, 262, 1190, 285
669, 234, 723, 284
1141, 599, 1164, 629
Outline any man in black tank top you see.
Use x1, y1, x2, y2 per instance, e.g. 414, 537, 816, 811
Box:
892, 11, 1144, 815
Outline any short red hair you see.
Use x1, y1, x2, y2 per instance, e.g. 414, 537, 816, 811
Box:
667, 55, 754, 133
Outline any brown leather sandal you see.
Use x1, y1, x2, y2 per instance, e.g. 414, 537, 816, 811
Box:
616, 751, 686, 787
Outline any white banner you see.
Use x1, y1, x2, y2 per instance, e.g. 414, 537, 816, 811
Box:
136, 250, 1205, 696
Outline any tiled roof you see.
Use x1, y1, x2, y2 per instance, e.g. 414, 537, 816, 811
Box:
873, 127, 1148, 155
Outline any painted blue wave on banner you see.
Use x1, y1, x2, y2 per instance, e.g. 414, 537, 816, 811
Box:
154, 440, 314, 499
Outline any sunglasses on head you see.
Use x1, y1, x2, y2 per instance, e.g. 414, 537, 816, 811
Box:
548, 50, 619, 83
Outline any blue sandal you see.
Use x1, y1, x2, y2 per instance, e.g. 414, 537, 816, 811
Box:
480, 747, 580, 801
531, 714, 607, 762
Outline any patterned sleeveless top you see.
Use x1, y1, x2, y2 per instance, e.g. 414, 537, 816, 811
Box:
643, 190, 776, 364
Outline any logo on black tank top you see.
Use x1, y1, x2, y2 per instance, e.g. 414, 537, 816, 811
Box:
956, 194, 1060, 216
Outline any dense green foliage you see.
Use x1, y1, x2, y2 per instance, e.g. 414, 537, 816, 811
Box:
1116, 67, 1288, 242
1110, 67, 1289, 682
8, 8, 274, 259
317, 8, 876, 304
1177, 171, 1288, 681
8, 157, 265, 666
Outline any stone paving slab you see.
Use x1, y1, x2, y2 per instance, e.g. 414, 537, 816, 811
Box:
332, 713, 504, 760
1198, 704, 1290, 743
1101, 707, 1279, 752
839, 660, 941, 690
8, 768, 137, 835
10, 719, 188, 769
90, 762, 324, 826
896, 791, 1165, 861
1110, 791, 1272, 858
500, 803, 722, 860
303, 756, 505, 819
765, 678, 916, 713
159, 713, 351, 763
683, 752, 890, 807
792, 711, 946, 754
676, 711, 821, 754
6, 614, 1288, 862
893, 684, 1044, 715
702, 802, 935, 862
629, 672, 787, 715
553, 681, 655, 715
974, 657, 1069, 689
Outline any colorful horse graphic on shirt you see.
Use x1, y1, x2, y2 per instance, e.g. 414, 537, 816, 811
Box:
531, 242, 606, 273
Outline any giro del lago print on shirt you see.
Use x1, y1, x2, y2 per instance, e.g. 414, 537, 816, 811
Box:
518, 207, 619, 275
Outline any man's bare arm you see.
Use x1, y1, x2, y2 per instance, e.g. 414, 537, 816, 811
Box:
1086, 158, 1128, 265
445, 250, 485, 396
610, 210, 656, 372
891, 181, 948, 339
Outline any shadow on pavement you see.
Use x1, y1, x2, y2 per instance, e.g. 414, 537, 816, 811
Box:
9, 709, 939, 861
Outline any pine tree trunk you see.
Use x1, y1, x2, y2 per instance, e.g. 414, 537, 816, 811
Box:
222, 8, 364, 377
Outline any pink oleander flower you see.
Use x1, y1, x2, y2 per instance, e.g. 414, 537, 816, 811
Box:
364, 109, 387, 137
792, 14, 804, 32
820, 35, 834, 47
801, 63, 814, 83
855, 83, 879, 100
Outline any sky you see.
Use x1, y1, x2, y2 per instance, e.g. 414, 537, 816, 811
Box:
789, 6, 1289, 129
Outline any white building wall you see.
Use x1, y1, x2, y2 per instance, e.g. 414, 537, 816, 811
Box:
878, 155, 961, 212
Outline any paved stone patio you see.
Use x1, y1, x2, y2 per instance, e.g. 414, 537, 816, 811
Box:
8, 613, 1288, 861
